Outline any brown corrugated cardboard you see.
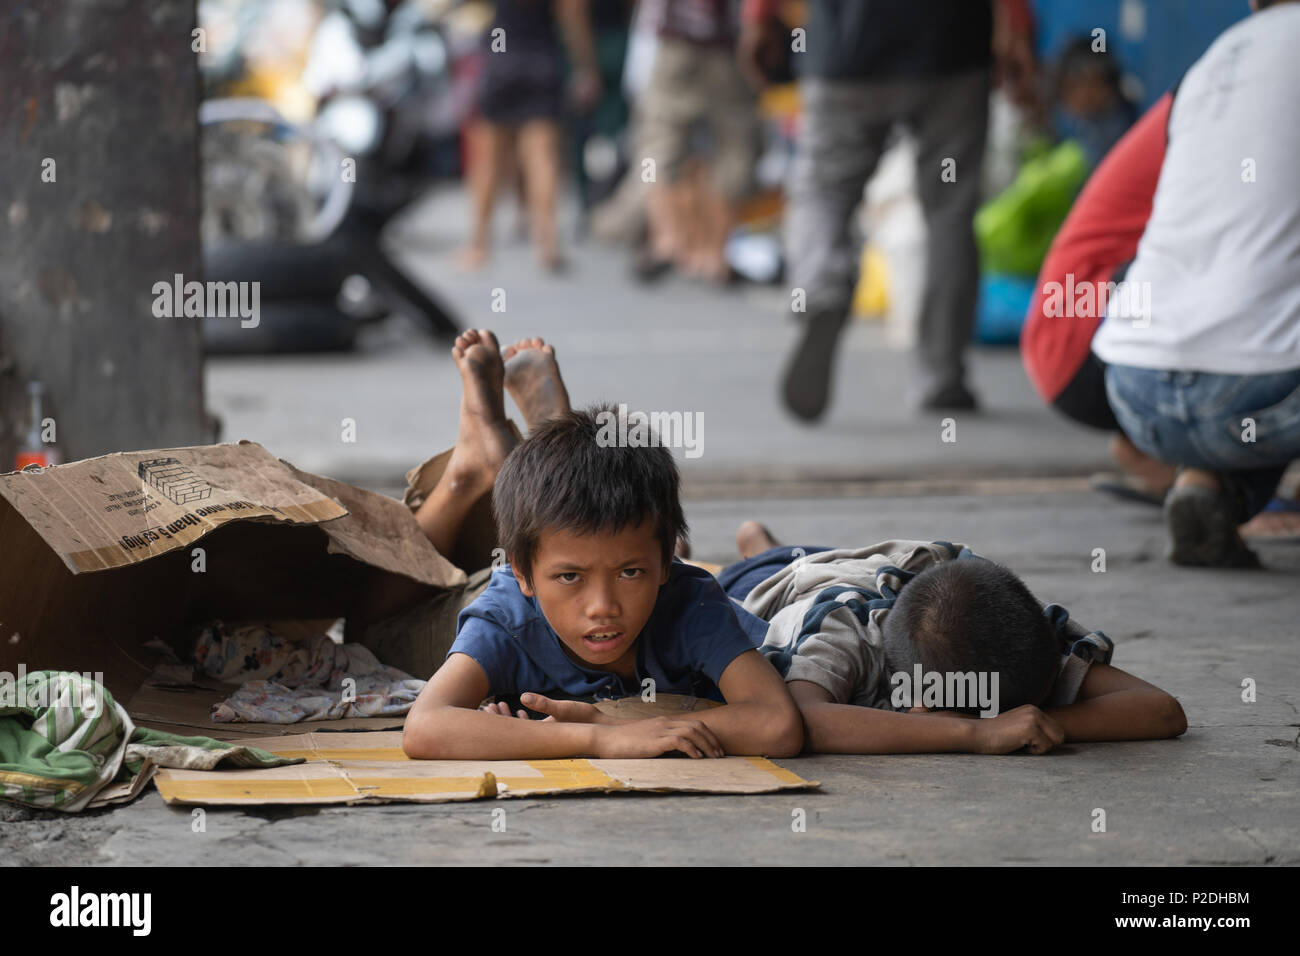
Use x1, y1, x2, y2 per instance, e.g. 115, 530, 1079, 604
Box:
0, 440, 464, 704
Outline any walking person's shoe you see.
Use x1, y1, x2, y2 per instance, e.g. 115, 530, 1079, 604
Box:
781, 309, 850, 421
919, 381, 980, 411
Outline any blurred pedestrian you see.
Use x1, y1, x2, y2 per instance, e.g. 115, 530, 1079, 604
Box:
741, 0, 1038, 418
460, 0, 602, 272
632, 0, 759, 284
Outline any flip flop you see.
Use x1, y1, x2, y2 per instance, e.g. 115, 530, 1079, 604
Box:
1261, 496, 1300, 512
1240, 499, 1300, 540
1090, 472, 1166, 507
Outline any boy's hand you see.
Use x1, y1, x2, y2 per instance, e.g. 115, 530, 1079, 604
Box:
480, 700, 533, 719
592, 718, 725, 759
519, 693, 617, 724
971, 705, 1065, 755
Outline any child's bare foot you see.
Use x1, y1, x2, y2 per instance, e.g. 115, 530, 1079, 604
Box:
502, 337, 571, 430
444, 329, 516, 498
736, 520, 780, 559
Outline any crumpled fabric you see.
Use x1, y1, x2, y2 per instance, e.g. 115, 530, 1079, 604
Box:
195, 622, 426, 724
0, 670, 301, 812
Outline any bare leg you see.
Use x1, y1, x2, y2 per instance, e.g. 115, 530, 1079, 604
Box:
415, 329, 518, 556
1110, 433, 1176, 497
459, 121, 513, 270
736, 520, 780, 559
650, 183, 678, 257
672, 167, 705, 275
1174, 467, 1220, 492
694, 182, 735, 284
517, 119, 563, 269
502, 337, 572, 430
506, 152, 529, 242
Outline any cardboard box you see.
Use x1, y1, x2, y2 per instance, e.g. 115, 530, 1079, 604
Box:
125, 674, 407, 739
151, 730, 819, 806
0, 441, 464, 703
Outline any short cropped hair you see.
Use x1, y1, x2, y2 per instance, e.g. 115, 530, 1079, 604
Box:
492, 403, 688, 588
881, 559, 1059, 713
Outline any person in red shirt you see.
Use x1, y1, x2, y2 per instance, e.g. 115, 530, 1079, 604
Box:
1021, 91, 1176, 500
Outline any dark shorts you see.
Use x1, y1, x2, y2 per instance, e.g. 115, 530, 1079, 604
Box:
479, 45, 564, 125
1048, 261, 1130, 433
717, 545, 831, 602
1053, 351, 1120, 432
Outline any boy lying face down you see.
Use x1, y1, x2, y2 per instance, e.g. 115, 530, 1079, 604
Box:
721, 529, 1188, 754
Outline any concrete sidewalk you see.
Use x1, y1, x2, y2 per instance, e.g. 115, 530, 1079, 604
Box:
205, 187, 1114, 494
4, 488, 1296, 865
11, 188, 1293, 866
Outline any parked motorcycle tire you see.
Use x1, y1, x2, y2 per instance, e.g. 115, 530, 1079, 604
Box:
202, 297, 358, 355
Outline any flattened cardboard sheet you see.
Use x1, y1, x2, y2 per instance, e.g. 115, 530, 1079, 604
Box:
151, 731, 818, 806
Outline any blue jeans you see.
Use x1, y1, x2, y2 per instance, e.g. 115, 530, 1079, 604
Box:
1105, 364, 1300, 520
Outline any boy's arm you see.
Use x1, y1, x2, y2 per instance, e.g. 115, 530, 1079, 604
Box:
684, 650, 804, 757
788, 681, 1065, 755
521, 650, 805, 757
402, 653, 726, 760
1041, 663, 1187, 742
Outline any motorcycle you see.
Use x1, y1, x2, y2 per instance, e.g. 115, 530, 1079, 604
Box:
199, 0, 464, 353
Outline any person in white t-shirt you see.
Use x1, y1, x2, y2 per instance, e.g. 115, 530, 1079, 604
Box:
1091, 0, 1300, 567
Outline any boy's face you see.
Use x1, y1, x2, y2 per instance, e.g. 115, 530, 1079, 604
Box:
515, 520, 670, 677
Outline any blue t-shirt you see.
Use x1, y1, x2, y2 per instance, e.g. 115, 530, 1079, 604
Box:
450, 558, 767, 702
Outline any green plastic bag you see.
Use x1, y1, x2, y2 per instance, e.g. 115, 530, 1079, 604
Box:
975, 139, 1089, 277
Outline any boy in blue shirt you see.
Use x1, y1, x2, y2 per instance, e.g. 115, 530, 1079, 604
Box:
401, 329, 802, 760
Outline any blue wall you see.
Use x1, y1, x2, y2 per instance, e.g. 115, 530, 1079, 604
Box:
1032, 0, 1251, 107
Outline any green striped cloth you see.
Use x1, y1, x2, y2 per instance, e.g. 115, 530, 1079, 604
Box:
0, 670, 302, 812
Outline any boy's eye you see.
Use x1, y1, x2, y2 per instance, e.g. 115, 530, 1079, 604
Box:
620, 568, 644, 579
556, 572, 580, 584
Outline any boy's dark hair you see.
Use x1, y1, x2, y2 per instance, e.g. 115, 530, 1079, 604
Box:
881, 558, 1059, 713
491, 402, 688, 588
